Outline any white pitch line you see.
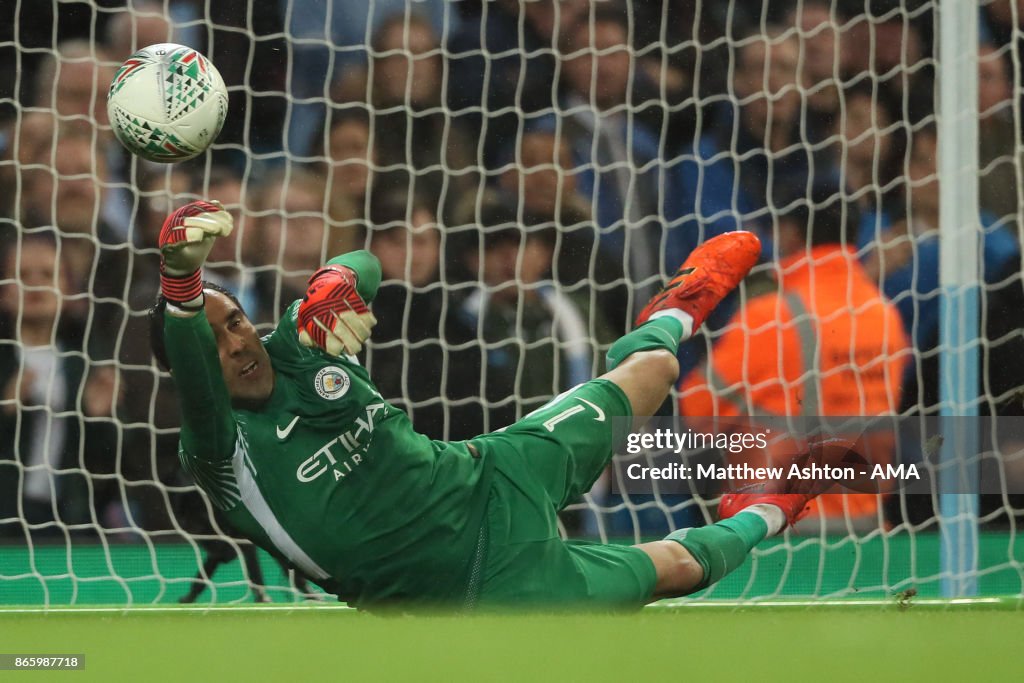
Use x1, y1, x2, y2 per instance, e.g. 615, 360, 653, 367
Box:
649, 597, 1016, 609
0, 604, 356, 615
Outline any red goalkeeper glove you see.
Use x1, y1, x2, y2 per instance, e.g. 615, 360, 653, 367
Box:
158, 200, 234, 310
297, 265, 378, 356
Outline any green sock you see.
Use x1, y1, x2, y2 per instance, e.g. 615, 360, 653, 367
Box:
605, 318, 685, 371
665, 512, 769, 591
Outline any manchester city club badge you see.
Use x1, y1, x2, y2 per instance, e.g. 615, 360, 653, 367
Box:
314, 366, 351, 400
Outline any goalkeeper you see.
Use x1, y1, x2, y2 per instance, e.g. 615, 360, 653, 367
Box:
150, 200, 837, 610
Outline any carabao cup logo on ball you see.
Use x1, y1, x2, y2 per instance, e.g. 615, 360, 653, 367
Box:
315, 366, 351, 401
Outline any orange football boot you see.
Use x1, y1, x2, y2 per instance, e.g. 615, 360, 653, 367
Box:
635, 230, 761, 331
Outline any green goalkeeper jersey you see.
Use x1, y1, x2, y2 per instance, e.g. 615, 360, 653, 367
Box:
164, 254, 493, 608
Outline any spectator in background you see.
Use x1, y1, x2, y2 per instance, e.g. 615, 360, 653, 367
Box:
182, 0, 285, 162
696, 26, 807, 242
557, 3, 741, 327
18, 125, 109, 241
860, 124, 1021, 412
283, 0, 457, 158
17, 126, 130, 359
364, 186, 483, 441
32, 40, 114, 128
670, 26, 806, 379
0, 111, 59, 224
342, 11, 475, 222
446, 0, 588, 169
680, 184, 911, 530
454, 190, 625, 538
103, 0, 175, 60
319, 106, 374, 233
1, 110, 59, 172
496, 126, 627, 336
831, 83, 906, 243
630, 1, 733, 157
455, 195, 614, 426
982, 1, 1023, 48
499, 128, 590, 226
838, 2, 932, 118
557, 2, 659, 264
982, 0, 1024, 133
31, 40, 135, 241
0, 232, 121, 538
249, 169, 343, 328
784, 0, 841, 149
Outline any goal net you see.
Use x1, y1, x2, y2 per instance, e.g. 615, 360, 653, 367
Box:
0, 0, 1021, 606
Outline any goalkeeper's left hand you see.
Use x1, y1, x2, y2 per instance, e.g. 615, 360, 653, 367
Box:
297, 265, 378, 356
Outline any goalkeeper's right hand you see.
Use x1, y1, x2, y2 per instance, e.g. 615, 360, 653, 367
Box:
158, 200, 233, 310
297, 265, 377, 357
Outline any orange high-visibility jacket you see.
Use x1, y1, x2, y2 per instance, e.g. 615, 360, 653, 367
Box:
680, 245, 912, 518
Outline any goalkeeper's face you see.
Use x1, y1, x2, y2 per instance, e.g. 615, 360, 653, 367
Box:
205, 289, 274, 406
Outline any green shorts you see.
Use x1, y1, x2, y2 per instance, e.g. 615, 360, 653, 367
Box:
469, 379, 657, 608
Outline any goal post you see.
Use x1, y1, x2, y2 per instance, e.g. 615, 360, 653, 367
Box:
937, 0, 979, 597
0, 0, 1021, 608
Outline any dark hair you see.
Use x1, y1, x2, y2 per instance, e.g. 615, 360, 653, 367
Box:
840, 80, 898, 124
315, 105, 372, 161
148, 281, 245, 371
560, 2, 629, 52
460, 192, 565, 253
779, 181, 860, 248
368, 183, 437, 230
478, 196, 522, 250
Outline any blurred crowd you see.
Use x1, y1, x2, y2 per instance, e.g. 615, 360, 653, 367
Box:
1, 0, 1023, 543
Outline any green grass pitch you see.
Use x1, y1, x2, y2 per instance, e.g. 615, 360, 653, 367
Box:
0, 601, 1020, 682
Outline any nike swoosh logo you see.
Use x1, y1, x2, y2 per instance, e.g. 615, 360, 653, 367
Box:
276, 416, 300, 440
578, 398, 606, 422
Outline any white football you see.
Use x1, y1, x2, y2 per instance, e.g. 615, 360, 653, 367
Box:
107, 43, 228, 163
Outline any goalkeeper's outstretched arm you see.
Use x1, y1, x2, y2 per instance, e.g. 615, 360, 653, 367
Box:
155, 201, 238, 464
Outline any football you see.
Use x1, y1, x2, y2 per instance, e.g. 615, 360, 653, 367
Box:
107, 43, 228, 163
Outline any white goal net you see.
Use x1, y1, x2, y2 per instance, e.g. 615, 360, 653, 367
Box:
0, 0, 1021, 606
